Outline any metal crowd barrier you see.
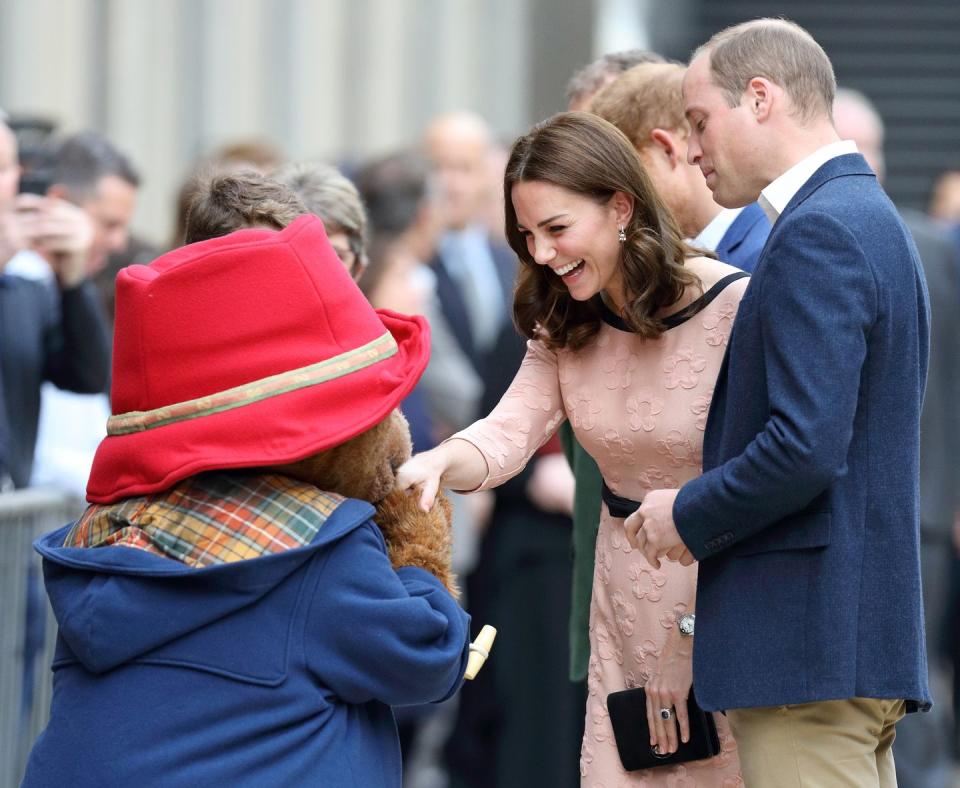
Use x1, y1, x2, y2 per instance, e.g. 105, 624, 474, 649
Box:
0, 488, 84, 788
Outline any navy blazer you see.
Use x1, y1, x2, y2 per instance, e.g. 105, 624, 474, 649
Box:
674, 154, 932, 713
0, 277, 110, 487
715, 202, 770, 273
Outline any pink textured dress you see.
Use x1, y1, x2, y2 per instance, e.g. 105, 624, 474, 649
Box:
454, 258, 747, 787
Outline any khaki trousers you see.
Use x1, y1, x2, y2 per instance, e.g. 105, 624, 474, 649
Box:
726, 698, 906, 788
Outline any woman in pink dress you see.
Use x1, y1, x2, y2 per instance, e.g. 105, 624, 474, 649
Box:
399, 112, 744, 787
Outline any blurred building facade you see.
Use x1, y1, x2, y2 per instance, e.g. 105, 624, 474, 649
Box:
0, 0, 592, 246
1, 0, 957, 247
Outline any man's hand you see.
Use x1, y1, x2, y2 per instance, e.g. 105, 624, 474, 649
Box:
0, 200, 30, 269
16, 195, 93, 288
624, 488, 692, 569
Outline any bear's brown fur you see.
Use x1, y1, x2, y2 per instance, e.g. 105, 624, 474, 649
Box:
271, 410, 457, 596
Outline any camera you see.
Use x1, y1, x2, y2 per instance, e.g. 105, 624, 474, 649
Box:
9, 116, 57, 195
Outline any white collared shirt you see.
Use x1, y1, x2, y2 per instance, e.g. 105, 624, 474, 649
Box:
758, 140, 859, 224
693, 207, 745, 252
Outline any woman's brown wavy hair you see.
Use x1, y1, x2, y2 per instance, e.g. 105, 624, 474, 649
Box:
505, 112, 700, 351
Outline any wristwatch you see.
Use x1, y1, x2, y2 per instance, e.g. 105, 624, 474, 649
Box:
677, 612, 695, 637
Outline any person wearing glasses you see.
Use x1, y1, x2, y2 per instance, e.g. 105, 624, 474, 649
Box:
275, 161, 368, 281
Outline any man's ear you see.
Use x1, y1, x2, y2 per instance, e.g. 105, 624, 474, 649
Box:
745, 77, 774, 122
610, 190, 634, 227
649, 128, 682, 168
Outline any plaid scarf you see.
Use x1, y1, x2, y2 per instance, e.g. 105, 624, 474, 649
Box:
65, 472, 345, 568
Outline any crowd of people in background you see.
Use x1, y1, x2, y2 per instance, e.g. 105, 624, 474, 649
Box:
1, 15, 959, 788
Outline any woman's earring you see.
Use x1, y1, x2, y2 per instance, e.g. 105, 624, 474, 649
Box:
618, 226, 626, 243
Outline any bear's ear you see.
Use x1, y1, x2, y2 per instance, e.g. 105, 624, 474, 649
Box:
384, 409, 413, 466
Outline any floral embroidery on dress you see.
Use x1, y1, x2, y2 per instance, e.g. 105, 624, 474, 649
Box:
580, 740, 595, 777
470, 431, 510, 469
659, 610, 679, 630
626, 389, 664, 432
602, 430, 637, 466
702, 300, 738, 348
710, 731, 743, 773
491, 414, 531, 450
628, 562, 667, 603
690, 388, 714, 431
603, 344, 640, 390
632, 639, 661, 684
609, 523, 634, 554
656, 430, 702, 468
588, 653, 604, 697
611, 590, 638, 637
663, 346, 707, 390
636, 465, 680, 491
566, 390, 602, 431
506, 379, 555, 412
471, 414, 533, 470
590, 699, 612, 742
594, 621, 625, 665
597, 540, 614, 586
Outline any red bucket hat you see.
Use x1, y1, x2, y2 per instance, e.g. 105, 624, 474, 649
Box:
86, 214, 430, 504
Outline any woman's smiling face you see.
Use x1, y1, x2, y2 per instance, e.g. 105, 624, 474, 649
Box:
511, 179, 632, 309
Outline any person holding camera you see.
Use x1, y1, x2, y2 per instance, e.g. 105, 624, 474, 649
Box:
0, 117, 110, 490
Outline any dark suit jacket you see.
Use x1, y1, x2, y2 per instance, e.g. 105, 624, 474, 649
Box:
674, 154, 931, 713
431, 238, 516, 371
715, 202, 770, 273
0, 276, 110, 487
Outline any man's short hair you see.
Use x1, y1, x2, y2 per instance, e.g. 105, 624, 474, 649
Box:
695, 18, 836, 123
183, 169, 307, 245
50, 131, 140, 200
589, 62, 687, 150
565, 49, 667, 109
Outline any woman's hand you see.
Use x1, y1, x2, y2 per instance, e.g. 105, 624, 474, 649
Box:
396, 449, 450, 511
643, 632, 693, 755
396, 438, 491, 511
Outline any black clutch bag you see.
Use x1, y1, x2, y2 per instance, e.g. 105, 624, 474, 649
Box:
606, 687, 721, 771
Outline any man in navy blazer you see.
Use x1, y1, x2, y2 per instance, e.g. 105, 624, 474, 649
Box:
630, 19, 931, 787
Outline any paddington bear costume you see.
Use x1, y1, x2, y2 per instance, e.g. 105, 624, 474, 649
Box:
22, 216, 470, 787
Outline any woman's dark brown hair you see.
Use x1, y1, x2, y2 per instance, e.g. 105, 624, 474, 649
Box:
505, 112, 699, 350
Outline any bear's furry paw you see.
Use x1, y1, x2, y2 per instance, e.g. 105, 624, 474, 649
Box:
375, 489, 458, 598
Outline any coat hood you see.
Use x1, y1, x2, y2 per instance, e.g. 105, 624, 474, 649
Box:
34, 498, 373, 673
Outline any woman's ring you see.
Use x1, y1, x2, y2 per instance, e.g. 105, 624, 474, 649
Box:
659, 707, 672, 720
